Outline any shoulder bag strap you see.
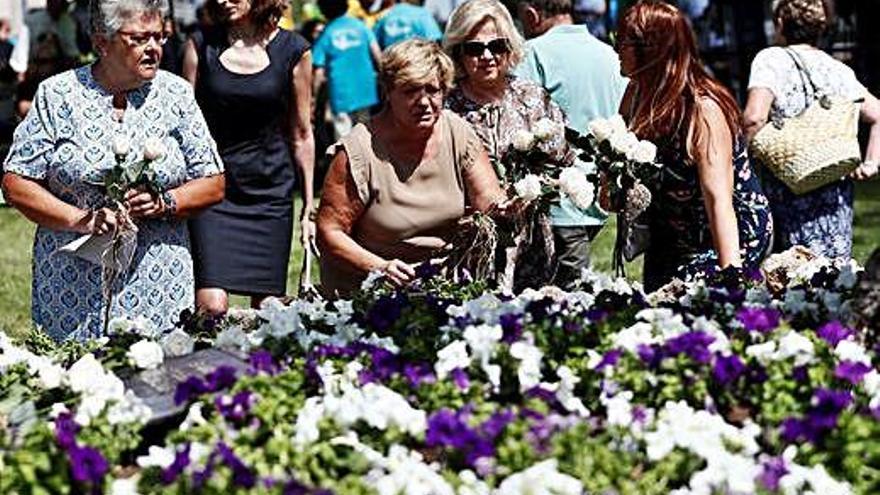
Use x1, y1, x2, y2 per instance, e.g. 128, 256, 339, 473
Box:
783, 47, 820, 108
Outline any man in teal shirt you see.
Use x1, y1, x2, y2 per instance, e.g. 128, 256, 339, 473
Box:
515, 0, 628, 288
373, 0, 443, 49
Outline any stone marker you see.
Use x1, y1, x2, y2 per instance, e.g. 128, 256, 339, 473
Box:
124, 348, 249, 423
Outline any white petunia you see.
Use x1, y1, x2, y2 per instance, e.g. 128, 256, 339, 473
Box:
497, 459, 583, 495
136, 445, 175, 469
127, 340, 164, 370
109, 476, 141, 495
434, 340, 470, 379
36, 362, 65, 389
142, 136, 166, 161
514, 174, 543, 202
835, 340, 871, 365
510, 336, 543, 392
512, 129, 536, 151
160, 329, 194, 358
777, 331, 815, 366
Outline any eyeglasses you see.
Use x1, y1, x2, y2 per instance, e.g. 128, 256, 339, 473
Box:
459, 38, 510, 57
117, 30, 169, 48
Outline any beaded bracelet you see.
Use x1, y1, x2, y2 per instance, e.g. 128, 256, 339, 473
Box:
161, 190, 178, 219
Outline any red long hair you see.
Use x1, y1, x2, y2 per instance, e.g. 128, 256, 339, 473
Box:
618, 1, 741, 156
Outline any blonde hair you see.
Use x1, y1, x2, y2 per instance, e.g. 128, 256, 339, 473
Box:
442, 0, 524, 78
773, 0, 827, 45
379, 39, 456, 94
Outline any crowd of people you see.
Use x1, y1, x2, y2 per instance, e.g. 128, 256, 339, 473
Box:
0, 0, 878, 341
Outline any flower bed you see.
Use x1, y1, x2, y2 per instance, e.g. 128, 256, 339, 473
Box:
2, 255, 879, 494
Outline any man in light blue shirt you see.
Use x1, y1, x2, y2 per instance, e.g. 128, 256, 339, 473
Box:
515, 0, 628, 288
314, 0, 382, 137
373, 0, 443, 49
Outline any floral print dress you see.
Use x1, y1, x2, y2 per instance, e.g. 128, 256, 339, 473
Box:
748, 46, 867, 259
2, 66, 223, 341
642, 138, 773, 292
446, 76, 572, 291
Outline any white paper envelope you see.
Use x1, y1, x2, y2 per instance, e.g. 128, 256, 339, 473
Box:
55, 233, 115, 265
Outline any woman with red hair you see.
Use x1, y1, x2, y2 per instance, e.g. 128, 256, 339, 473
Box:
616, 0, 772, 291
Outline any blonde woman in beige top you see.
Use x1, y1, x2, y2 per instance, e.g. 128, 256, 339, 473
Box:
317, 39, 504, 296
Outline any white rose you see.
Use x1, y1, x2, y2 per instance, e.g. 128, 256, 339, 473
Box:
607, 114, 628, 135
126, 340, 164, 370
609, 131, 639, 156
558, 167, 595, 209
143, 136, 166, 161
532, 118, 559, 141
160, 329, 194, 358
628, 140, 658, 164
587, 117, 614, 142
512, 130, 536, 151
112, 134, 130, 157
514, 174, 543, 202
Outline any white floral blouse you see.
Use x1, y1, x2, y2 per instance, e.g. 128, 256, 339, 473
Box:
3, 66, 223, 341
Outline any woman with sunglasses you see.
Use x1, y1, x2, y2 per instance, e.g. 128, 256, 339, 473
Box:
616, 0, 772, 291
1, 0, 225, 341
182, 0, 315, 314
443, 0, 572, 292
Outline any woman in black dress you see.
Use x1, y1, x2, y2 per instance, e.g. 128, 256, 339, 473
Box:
183, 0, 315, 313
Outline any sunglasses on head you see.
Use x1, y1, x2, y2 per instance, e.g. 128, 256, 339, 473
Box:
459, 38, 510, 57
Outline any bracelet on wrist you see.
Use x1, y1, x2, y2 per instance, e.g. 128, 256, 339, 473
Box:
160, 190, 178, 219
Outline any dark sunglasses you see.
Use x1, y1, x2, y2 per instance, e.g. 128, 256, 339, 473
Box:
459, 38, 510, 57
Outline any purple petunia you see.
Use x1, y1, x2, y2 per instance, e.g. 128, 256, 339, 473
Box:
759, 457, 789, 492
68, 445, 109, 487
54, 412, 80, 450
249, 350, 280, 376
217, 442, 257, 488
161, 443, 192, 485
816, 321, 855, 347
712, 353, 746, 386
174, 376, 211, 406
664, 331, 715, 364
451, 367, 470, 390
499, 313, 524, 343
736, 307, 781, 333
594, 349, 623, 370
781, 388, 853, 444
425, 408, 498, 468
215, 391, 256, 424
365, 293, 409, 331
206, 366, 238, 391
403, 362, 436, 388
835, 361, 872, 385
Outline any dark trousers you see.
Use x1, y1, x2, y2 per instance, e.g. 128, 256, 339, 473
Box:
551, 225, 603, 290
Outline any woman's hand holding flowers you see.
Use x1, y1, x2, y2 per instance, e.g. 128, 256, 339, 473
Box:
124, 186, 167, 219
84, 207, 120, 236
380, 259, 416, 287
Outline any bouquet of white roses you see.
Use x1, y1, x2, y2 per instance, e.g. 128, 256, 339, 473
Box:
567, 115, 661, 274
59, 135, 167, 333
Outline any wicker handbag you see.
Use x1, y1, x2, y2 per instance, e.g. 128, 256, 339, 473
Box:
750, 48, 863, 195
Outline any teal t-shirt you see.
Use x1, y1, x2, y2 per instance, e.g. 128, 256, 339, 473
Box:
373, 3, 443, 50
514, 24, 628, 227
313, 16, 380, 114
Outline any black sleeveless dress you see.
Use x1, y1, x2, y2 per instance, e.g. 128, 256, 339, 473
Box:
188, 28, 309, 295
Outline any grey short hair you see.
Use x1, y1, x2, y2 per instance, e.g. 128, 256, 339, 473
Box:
89, 0, 168, 36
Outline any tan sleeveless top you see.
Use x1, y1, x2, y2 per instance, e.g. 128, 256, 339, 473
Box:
321, 110, 484, 296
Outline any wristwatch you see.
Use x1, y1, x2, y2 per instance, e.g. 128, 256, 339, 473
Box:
160, 190, 178, 219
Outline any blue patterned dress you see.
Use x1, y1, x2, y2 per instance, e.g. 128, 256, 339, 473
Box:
3, 66, 223, 341
643, 138, 773, 292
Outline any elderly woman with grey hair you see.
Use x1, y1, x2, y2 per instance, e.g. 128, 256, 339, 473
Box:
0, 0, 224, 341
